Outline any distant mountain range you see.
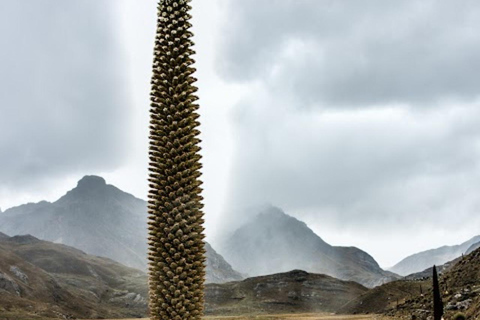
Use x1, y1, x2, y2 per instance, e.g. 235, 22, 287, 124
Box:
0, 233, 148, 319
0, 175, 242, 284
2, 175, 480, 318
389, 235, 480, 276
219, 206, 399, 288
466, 241, 480, 255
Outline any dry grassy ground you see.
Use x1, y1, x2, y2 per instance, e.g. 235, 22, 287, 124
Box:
99, 314, 386, 320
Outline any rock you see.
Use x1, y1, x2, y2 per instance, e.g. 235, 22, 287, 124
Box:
9, 266, 28, 284
0, 272, 21, 296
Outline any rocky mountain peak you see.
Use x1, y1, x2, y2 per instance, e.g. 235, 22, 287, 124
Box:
248, 206, 312, 232
77, 175, 107, 189
57, 175, 111, 203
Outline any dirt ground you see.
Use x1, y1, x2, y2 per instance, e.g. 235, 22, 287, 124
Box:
100, 314, 386, 320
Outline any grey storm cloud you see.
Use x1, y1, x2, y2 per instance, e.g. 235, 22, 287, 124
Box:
218, 0, 480, 107
0, 1, 130, 188
215, 0, 480, 240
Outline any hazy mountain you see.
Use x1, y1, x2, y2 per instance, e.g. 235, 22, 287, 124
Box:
0, 175, 242, 284
466, 241, 480, 255
403, 256, 460, 281
389, 235, 480, 276
220, 206, 399, 288
205, 269, 368, 315
0, 233, 148, 319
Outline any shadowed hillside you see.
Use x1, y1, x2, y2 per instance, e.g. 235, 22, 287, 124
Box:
205, 270, 369, 316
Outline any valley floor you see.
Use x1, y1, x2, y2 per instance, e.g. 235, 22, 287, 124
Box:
99, 314, 388, 320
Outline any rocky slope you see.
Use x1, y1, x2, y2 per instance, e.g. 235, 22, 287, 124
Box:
205, 269, 369, 315
340, 247, 480, 320
0, 175, 242, 284
389, 235, 480, 276
205, 242, 243, 284
220, 206, 399, 288
339, 279, 431, 315
0, 233, 148, 319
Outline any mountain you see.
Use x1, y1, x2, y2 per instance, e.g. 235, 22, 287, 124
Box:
205, 269, 368, 315
0, 234, 148, 319
0, 176, 148, 271
220, 206, 399, 288
0, 175, 242, 284
389, 235, 480, 276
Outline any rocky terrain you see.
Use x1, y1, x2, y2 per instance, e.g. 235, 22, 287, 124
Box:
0, 233, 369, 319
389, 236, 480, 276
0, 233, 148, 319
204, 270, 369, 316
220, 206, 399, 288
340, 247, 480, 320
0, 175, 243, 284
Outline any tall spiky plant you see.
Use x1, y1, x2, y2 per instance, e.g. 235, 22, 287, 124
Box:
147, 1, 206, 319
433, 265, 444, 320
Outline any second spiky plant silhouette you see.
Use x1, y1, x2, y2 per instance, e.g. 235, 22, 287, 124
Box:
433, 265, 444, 320
147, 0, 206, 319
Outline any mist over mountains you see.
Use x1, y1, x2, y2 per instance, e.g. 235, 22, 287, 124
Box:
4, 174, 476, 290
0, 175, 401, 288
220, 206, 399, 288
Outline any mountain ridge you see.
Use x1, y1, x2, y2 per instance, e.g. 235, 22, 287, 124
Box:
389, 235, 480, 276
0, 175, 243, 284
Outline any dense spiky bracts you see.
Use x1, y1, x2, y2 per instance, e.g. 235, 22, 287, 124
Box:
147, 0, 206, 319
433, 265, 444, 320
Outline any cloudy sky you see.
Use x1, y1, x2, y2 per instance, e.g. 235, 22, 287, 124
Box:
1, 0, 480, 268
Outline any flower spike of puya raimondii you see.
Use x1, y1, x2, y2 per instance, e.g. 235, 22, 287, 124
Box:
147, 0, 206, 319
